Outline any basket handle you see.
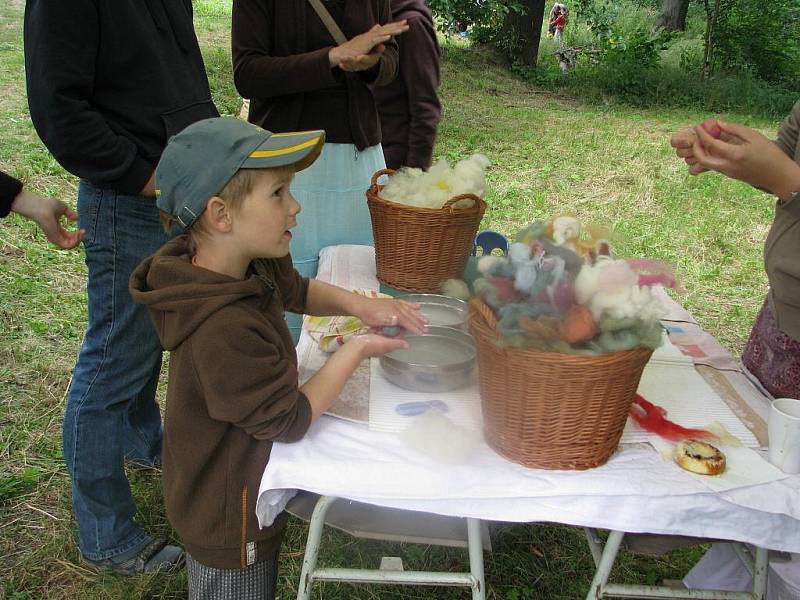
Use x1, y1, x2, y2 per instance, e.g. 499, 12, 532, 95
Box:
370, 168, 396, 188
468, 297, 499, 336
443, 193, 486, 214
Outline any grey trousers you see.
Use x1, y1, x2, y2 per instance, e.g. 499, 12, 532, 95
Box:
187, 551, 279, 600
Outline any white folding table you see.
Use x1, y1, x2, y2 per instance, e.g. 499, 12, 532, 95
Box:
256, 245, 798, 600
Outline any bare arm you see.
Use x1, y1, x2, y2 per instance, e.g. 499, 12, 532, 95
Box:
304, 279, 426, 333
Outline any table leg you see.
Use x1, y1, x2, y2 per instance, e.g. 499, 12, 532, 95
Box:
467, 518, 486, 600
585, 530, 625, 600
751, 546, 767, 600
584, 530, 770, 599
296, 495, 338, 600
584, 528, 604, 568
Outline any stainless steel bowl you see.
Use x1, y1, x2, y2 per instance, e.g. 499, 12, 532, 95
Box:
396, 293, 468, 330
379, 326, 475, 393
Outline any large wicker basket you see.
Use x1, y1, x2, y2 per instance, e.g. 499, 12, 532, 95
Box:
366, 169, 486, 292
468, 298, 653, 470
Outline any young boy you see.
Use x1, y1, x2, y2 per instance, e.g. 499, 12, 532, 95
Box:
129, 117, 424, 598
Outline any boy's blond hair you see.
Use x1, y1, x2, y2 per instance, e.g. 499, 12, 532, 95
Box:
159, 167, 291, 254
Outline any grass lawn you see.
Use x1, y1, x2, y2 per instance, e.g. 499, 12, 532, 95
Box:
0, 1, 780, 598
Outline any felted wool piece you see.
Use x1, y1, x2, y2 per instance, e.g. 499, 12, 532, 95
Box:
515, 221, 547, 244
551, 215, 581, 250
441, 279, 470, 300
560, 304, 598, 344
381, 154, 490, 209
400, 411, 481, 465
519, 315, 562, 342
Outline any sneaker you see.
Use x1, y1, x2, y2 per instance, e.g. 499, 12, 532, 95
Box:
82, 538, 184, 576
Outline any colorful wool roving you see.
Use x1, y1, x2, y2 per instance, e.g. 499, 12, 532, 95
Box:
470, 217, 676, 354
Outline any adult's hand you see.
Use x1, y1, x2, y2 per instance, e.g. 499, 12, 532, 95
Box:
339, 46, 384, 72
670, 119, 739, 175
328, 21, 408, 70
670, 127, 708, 174
11, 190, 85, 249
692, 121, 800, 199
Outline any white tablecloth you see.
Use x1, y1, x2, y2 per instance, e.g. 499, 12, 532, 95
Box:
256, 245, 800, 553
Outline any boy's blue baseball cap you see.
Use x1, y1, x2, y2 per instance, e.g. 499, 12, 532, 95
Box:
156, 117, 325, 229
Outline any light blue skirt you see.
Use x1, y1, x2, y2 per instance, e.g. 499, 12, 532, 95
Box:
287, 142, 385, 340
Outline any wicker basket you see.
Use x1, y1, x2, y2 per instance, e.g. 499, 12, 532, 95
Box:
468, 298, 653, 470
366, 169, 486, 292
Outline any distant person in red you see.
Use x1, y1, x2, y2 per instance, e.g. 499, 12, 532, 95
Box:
376, 0, 442, 170
552, 8, 567, 43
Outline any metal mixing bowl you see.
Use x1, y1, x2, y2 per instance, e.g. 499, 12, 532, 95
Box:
396, 293, 468, 330
379, 326, 475, 393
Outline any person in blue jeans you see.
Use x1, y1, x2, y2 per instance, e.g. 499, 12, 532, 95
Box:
24, 0, 218, 575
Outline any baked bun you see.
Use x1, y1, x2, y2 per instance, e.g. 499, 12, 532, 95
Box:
675, 440, 726, 475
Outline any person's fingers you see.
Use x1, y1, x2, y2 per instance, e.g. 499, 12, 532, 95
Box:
688, 163, 709, 176
716, 120, 757, 142
378, 19, 408, 33
369, 34, 391, 45
675, 146, 694, 159
56, 227, 85, 250
63, 207, 79, 222
669, 128, 695, 149
694, 125, 739, 161
691, 132, 727, 172
699, 118, 721, 139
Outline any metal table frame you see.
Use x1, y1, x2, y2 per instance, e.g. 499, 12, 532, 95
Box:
295, 496, 769, 600
296, 495, 485, 600
584, 529, 768, 599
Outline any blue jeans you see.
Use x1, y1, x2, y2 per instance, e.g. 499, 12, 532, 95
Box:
64, 180, 171, 560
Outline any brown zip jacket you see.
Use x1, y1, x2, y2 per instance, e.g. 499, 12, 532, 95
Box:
767, 100, 800, 340
129, 235, 312, 569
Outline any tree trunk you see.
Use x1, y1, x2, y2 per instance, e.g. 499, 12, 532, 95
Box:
503, 0, 547, 66
655, 0, 689, 31
702, 0, 721, 79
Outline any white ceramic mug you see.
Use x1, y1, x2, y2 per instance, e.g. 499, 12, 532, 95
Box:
768, 398, 800, 474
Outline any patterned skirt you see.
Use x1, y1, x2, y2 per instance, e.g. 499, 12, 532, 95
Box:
187, 551, 279, 600
742, 297, 800, 399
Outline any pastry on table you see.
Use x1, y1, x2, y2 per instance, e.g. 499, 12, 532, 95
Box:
675, 440, 726, 475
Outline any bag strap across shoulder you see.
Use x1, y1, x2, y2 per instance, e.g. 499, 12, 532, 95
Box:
307, 0, 348, 45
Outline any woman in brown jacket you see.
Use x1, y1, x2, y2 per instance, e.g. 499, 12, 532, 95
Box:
671, 101, 800, 399
232, 0, 408, 341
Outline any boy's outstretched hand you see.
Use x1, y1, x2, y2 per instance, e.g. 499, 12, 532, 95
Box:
355, 297, 427, 336
347, 332, 410, 358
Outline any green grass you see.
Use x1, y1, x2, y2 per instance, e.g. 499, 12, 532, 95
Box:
0, 1, 779, 598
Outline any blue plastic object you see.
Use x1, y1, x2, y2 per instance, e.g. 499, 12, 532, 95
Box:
395, 400, 449, 417
472, 230, 509, 257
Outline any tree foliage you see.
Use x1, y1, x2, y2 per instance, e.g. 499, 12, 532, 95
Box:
428, 0, 549, 65
704, 0, 800, 82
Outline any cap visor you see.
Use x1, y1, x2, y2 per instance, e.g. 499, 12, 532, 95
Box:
242, 130, 325, 172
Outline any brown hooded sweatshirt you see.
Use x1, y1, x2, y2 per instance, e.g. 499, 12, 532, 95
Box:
129, 235, 312, 569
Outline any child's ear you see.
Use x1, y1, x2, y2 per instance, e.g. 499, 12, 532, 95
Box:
205, 196, 233, 232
